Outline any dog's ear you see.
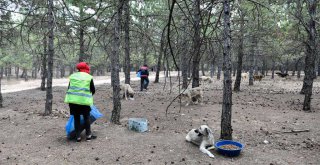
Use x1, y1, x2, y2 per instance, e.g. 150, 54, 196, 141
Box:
205, 128, 209, 135
205, 127, 213, 135
194, 129, 199, 133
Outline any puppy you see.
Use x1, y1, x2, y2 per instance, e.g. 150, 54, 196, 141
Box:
186, 125, 215, 158
180, 87, 203, 106
120, 83, 134, 100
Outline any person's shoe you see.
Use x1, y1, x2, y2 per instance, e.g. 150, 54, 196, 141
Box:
86, 135, 97, 141
76, 137, 81, 142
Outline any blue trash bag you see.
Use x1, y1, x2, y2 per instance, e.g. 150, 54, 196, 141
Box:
137, 71, 141, 78
65, 105, 104, 139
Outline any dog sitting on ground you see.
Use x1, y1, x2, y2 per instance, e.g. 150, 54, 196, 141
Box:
179, 87, 203, 106
120, 83, 134, 100
241, 72, 248, 80
186, 125, 215, 158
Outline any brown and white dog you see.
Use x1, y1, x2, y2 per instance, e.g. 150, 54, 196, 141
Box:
186, 125, 215, 158
120, 83, 134, 100
179, 87, 203, 106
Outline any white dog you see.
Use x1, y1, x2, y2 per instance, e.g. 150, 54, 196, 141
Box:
186, 125, 215, 158
180, 87, 203, 106
241, 72, 248, 80
120, 83, 134, 100
200, 76, 213, 83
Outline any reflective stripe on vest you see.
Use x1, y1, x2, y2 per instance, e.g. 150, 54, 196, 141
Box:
64, 72, 93, 106
69, 86, 91, 92
66, 92, 92, 98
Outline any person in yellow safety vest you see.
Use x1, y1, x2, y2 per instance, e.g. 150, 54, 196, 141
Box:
64, 62, 96, 142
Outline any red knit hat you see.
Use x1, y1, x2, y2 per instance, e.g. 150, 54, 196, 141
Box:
76, 62, 90, 74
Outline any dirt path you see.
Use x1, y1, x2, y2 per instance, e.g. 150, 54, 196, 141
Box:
0, 74, 319, 165
1, 72, 176, 93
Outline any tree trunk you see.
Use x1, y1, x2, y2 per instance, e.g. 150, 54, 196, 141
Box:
234, 7, 245, 92
110, 0, 123, 124
209, 44, 216, 78
271, 60, 275, 79
318, 63, 320, 76
4, 64, 7, 78
302, 0, 317, 111
181, 18, 189, 89
69, 65, 74, 75
232, 63, 236, 77
41, 34, 47, 91
123, 0, 131, 85
249, 36, 255, 85
45, 0, 54, 115
78, 5, 87, 62
143, 19, 149, 65
32, 61, 37, 79
154, 28, 165, 83
0, 77, 2, 108
0, 34, 2, 107
220, 0, 233, 140
22, 69, 28, 81
0, 67, 3, 79
60, 64, 65, 78
217, 62, 222, 80
55, 65, 59, 78
262, 58, 266, 76
191, 0, 201, 88
15, 66, 19, 79
285, 59, 289, 74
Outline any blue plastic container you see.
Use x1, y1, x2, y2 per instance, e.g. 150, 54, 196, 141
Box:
215, 140, 244, 157
128, 118, 148, 132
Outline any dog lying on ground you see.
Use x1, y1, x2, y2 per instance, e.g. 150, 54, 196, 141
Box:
200, 76, 213, 83
276, 72, 289, 78
186, 125, 215, 158
120, 83, 134, 100
253, 74, 264, 81
179, 87, 203, 106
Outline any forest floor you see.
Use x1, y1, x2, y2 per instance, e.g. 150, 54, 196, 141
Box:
0, 72, 320, 165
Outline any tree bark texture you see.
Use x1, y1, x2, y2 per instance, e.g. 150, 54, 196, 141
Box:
234, 8, 245, 92
191, 0, 201, 88
154, 27, 166, 83
78, 6, 86, 62
249, 36, 255, 85
302, 0, 317, 111
123, 0, 131, 85
15, 67, 19, 79
45, 0, 54, 115
41, 34, 47, 91
181, 18, 189, 89
0, 77, 2, 108
220, 0, 233, 140
217, 63, 221, 80
209, 44, 216, 78
111, 0, 123, 124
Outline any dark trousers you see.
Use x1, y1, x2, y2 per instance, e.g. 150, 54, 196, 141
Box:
74, 111, 91, 139
140, 77, 149, 91
69, 104, 91, 139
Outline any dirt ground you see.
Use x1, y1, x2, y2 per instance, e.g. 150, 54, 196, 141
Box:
0, 72, 320, 165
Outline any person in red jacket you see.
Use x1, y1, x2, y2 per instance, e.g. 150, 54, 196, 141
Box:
137, 64, 149, 91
